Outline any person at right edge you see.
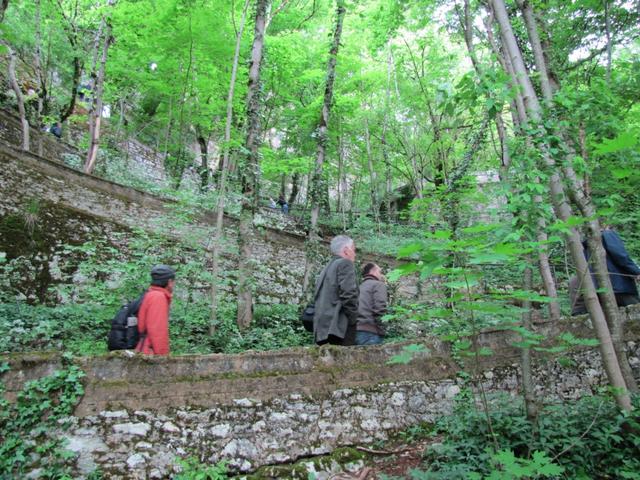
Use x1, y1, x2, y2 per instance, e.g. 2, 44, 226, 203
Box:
356, 262, 388, 345
313, 235, 359, 346
573, 227, 640, 315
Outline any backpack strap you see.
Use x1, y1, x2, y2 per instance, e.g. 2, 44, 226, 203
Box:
134, 289, 149, 352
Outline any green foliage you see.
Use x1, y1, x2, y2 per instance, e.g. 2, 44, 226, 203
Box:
0, 355, 85, 479
175, 457, 228, 480
419, 393, 640, 478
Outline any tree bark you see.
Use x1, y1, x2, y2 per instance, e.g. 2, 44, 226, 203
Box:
490, 0, 631, 411
6, 44, 29, 151
34, 0, 45, 156
308, 0, 346, 239
236, 0, 268, 330
515, 0, 636, 392
85, 4, 114, 174
364, 116, 380, 229
60, 56, 82, 123
302, 0, 346, 294
467, 1, 560, 321
196, 133, 209, 190
521, 259, 538, 422
0, 0, 8, 23
208, 0, 250, 334
288, 172, 300, 206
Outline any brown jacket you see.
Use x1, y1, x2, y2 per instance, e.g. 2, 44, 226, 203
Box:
356, 275, 388, 336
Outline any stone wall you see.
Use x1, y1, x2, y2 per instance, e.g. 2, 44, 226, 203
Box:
0, 142, 412, 304
2, 308, 640, 478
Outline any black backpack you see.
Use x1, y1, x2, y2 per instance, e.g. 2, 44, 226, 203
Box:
107, 292, 147, 351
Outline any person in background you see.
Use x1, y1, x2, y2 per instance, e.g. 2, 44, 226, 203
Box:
269, 197, 277, 209
313, 235, 359, 346
599, 227, 640, 307
277, 194, 289, 214
573, 227, 640, 315
356, 262, 388, 345
49, 122, 62, 139
135, 265, 176, 355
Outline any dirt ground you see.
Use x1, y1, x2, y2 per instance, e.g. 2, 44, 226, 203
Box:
328, 438, 434, 480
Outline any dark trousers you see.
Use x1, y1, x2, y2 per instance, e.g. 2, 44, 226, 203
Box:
316, 323, 357, 346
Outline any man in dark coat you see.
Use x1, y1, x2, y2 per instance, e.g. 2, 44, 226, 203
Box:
356, 263, 388, 345
578, 228, 640, 312
313, 235, 359, 346
601, 228, 640, 306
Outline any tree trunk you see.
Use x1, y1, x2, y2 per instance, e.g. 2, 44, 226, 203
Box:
465, 1, 560, 320
490, 0, 632, 411
515, 0, 637, 392
209, 0, 250, 333
6, 44, 29, 151
85, 7, 113, 174
236, 0, 268, 330
308, 0, 346, 239
60, 56, 82, 123
364, 116, 380, 229
302, 0, 346, 294
34, 0, 45, 156
288, 172, 300, 206
196, 133, 209, 190
521, 259, 538, 422
0, 0, 8, 22
515, 0, 553, 103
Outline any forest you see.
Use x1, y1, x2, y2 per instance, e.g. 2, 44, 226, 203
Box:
1, 0, 640, 478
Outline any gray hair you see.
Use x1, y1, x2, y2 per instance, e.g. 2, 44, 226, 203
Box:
330, 235, 354, 256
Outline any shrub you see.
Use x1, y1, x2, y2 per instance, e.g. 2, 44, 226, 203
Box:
420, 392, 640, 479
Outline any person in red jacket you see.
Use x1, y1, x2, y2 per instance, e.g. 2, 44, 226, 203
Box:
135, 265, 176, 355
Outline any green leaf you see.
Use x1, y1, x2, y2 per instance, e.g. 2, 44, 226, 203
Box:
397, 242, 423, 257
593, 131, 638, 155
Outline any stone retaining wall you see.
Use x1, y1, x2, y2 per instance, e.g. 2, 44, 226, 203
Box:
2, 308, 640, 478
0, 142, 412, 305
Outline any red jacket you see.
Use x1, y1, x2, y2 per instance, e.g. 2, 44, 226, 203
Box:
135, 286, 172, 355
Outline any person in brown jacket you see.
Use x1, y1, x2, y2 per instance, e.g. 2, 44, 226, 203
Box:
356, 263, 388, 345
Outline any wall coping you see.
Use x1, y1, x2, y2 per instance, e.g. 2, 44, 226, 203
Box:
3, 306, 639, 416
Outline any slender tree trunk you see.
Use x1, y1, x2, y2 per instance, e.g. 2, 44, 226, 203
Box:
289, 172, 300, 206
209, 0, 250, 333
60, 56, 82, 123
364, 116, 380, 229
490, 0, 631, 411
196, 133, 209, 190
302, 0, 346, 294
336, 126, 343, 214
308, 0, 346, 239
236, 0, 268, 330
0, 0, 8, 22
382, 42, 393, 223
34, 0, 45, 156
516, 0, 636, 393
481, 2, 560, 322
6, 44, 29, 151
521, 258, 538, 421
85, 7, 113, 174
515, 0, 553, 103
604, 0, 613, 84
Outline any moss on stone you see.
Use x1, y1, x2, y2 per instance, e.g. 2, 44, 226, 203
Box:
235, 447, 367, 479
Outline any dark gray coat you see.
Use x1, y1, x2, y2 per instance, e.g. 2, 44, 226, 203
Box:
356, 276, 388, 335
313, 256, 358, 343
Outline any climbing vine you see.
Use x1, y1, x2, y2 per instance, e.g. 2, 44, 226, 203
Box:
0, 354, 85, 479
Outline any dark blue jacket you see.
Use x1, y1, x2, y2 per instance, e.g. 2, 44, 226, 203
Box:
600, 229, 640, 295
